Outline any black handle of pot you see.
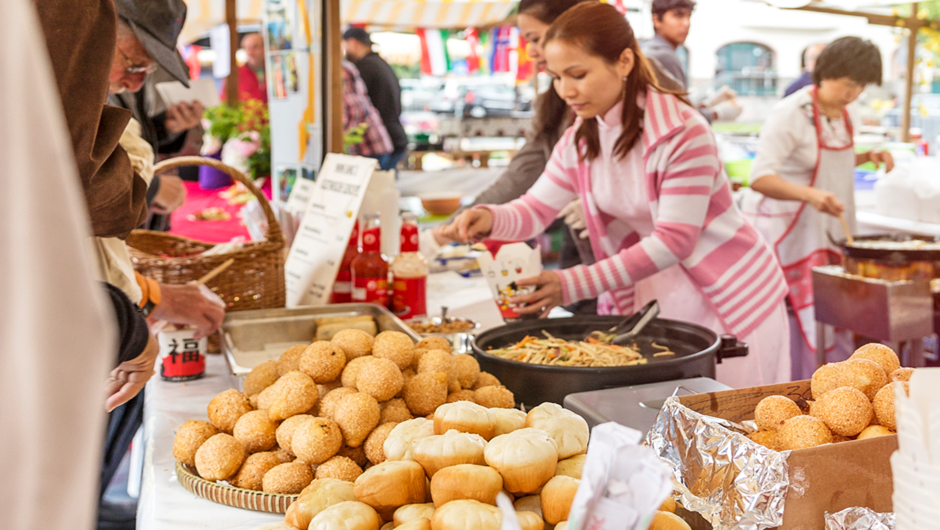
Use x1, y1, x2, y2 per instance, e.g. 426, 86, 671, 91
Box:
716, 334, 748, 364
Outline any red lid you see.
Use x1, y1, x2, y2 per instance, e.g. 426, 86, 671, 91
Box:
362, 226, 381, 252
400, 223, 419, 252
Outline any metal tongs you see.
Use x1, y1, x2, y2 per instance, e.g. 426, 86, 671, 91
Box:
607, 300, 659, 345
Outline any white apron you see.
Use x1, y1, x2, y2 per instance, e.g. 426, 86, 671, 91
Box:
740, 87, 855, 355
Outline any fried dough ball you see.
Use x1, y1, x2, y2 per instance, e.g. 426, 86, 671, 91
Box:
332, 329, 375, 361
447, 390, 477, 404
416, 336, 452, 352
271, 449, 295, 463
231, 451, 282, 490
276, 414, 314, 455
411, 349, 428, 370
873, 382, 908, 431
754, 396, 802, 432
858, 425, 894, 440
372, 331, 416, 370
195, 433, 246, 481
810, 363, 842, 400
315, 456, 364, 482
747, 430, 779, 451
402, 367, 417, 384
233, 410, 279, 453
890, 367, 915, 382
473, 372, 501, 390
301, 341, 348, 384
454, 355, 481, 389
335, 392, 381, 447
258, 370, 319, 421
293, 417, 343, 464
417, 350, 459, 389
815, 387, 873, 437
777, 415, 832, 450
277, 345, 307, 376
248, 394, 260, 409
244, 360, 280, 396
320, 387, 358, 420
850, 344, 901, 378
403, 371, 449, 416
836, 359, 887, 400
365, 422, 399, 465
357, 358, 405, 402
263, 462, 314, 494
380, 398, 414, 424
474, 386, 515, 409
207, 389, 253, 434
173, 420, 219, 467
337, 444, 369, 469
342, 356, 377, 388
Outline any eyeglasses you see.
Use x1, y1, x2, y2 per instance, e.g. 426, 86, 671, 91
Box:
118, 47, 157, 75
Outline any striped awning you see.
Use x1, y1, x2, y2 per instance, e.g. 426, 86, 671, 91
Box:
341, 0, 516, 29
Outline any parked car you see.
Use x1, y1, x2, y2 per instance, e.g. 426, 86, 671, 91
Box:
428, 79, 532, 118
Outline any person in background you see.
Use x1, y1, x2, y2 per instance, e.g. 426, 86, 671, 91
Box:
641, 0, 741, 122
342, 28, 408, 171
223, 32, 268, 104
342, 60, 393, 161
442, 2, 791, 388
738, 37, 892, 380
784, 43, 826, 98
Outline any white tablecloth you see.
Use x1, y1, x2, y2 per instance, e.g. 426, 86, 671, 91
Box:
137, 272, 501, 530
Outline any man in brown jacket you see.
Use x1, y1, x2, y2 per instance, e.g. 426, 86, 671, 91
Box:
35, 0, 148, 239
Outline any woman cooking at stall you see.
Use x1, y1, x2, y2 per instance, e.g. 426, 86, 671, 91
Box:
738, 37, 893, 381
442, 2, 791, 388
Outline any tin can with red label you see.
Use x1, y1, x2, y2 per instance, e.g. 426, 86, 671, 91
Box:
157, 327, 206, 382
392, 275, 427, 320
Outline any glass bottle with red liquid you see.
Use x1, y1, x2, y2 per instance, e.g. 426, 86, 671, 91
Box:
351, 213, 389, 306
391, 212, 428, 319
330, 220, 360, 304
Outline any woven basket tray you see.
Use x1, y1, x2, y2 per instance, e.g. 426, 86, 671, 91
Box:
175, 461, 298, 513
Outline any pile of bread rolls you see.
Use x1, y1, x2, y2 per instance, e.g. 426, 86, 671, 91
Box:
748, 343, 914, 451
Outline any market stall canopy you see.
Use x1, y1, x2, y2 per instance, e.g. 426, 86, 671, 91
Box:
342, 0, 516, 29
179, 0, 516, 43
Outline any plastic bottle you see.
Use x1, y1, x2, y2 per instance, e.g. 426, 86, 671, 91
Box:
391, 212, 429, 319
330, 220, 360, 304
351, 214, 389, 307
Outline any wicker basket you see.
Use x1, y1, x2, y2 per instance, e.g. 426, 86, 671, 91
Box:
176, 461, 297, 513
127, 157, 286, 350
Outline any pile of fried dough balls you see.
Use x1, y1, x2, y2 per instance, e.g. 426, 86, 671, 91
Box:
747, 343, 914, 451
174, 330, 584, 529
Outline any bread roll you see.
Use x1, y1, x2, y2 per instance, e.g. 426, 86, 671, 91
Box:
430, 499, 501, 530
384, 418, 435, 461
649, 511, 691, 530
516, 510, 545, 530
354, 460, 428, 516
414, 430, 487, 477
554, 455, 586, 480
398, 519, 432, 530
491, 408, 526, 436
285, 478, 357, 529
513, 495, 542, 517
393, 503, 436, 527
433, 401, 497, 440
484, 428, 559, 495
308, 501, 382, 530
540, 475, 579, 525
430, 464, 503, 506
525, 403, 589, 460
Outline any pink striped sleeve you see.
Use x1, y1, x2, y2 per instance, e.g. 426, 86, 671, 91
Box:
554, 115, 721, 305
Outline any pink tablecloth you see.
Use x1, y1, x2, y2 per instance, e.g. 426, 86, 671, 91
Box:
168, 180, 272, 243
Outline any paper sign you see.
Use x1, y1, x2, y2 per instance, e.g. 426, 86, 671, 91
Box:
209, 24, 231, 79
285, 176, 317, 213
154, 78, 221, 108
476, 242, 542, 320
284, 154, 376, 307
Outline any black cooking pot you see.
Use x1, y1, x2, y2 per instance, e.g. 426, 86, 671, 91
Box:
471, 316, 746, 408
833, 233, 940, 263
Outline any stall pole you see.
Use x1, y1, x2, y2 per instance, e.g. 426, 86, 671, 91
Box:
901, 2, 919, 143
225, 0, 239, 107
326, 0, 343, 153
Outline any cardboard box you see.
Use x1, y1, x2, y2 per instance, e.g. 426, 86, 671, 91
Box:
676, 380, 896, 530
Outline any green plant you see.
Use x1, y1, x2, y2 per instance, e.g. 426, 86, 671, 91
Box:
204, 100, 271, 180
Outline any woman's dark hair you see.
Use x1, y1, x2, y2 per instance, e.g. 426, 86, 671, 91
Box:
813, 36, 882, 87
520, 0, 592, 147
543, 2, 688, 162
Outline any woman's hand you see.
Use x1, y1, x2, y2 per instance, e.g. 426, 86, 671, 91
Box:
439, 209, 493, 244
869, 150, 894, 173
105, 334, 159, 412
511, 271, 564, 318
803, 187, 845, 216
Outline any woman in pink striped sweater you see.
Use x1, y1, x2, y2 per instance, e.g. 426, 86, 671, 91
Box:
443, 2, 791, 387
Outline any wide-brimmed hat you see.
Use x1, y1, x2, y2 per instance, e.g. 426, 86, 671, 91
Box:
114, 0, 190, 86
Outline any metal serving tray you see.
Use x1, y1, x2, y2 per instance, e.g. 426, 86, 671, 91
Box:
220, 303, 421, 376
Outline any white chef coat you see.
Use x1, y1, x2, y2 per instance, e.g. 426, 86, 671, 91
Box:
0, 1, 115, 529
